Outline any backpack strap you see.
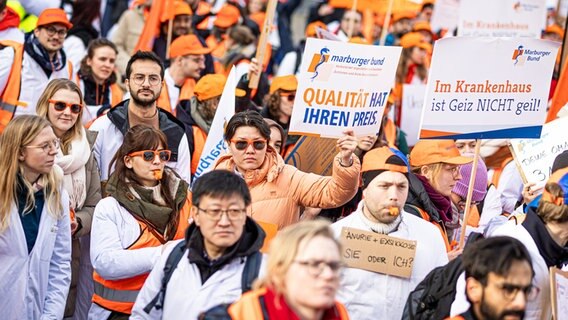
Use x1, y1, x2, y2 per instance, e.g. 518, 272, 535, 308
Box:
241, 251, 262, 293
143, 240, 187, 314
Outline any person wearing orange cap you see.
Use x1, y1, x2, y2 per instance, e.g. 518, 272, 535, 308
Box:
417, 0, 435, 22
413, 20, 434, 44
260, 74, 299, 156
4, 8, 74, 117
152, 0, 193, 65
205, 4, 241, 60
405, 140, 473, 255
176, 73, 226, 177
157, 34, 213, 115
385, 11, 415, 46
331, 146, 448, 319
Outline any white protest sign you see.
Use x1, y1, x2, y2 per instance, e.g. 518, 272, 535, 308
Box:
458, 0, 547, 38
510, 117, 568, 188
288, 38, 401, 138
551, 267, 568, 320
315, 27, 342, 42
419, 37, 559, 140
401, 84, 427, 147
193, 67, 236, 179
430, 0, 460, 33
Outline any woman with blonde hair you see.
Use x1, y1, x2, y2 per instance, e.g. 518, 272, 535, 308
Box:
35, 78, 102, 319
0, 115, 72, 319
201, 219, 349, 319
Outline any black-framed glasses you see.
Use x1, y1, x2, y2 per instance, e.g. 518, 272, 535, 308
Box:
495, 282, 540, 302
230, 139, 267, 151
196, 207, 246, 221
49, 99, 82, 114
131, 74, 162, 86
43, 25, 67, 37
293, 259, 345, 277
24, 138, 60, 153
128, 150, 171, 162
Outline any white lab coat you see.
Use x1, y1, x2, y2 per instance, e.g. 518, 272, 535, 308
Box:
16, 51, 73, 116
131, 241, 266, 320
89, 112, 191, 183
0, 190, 72, 319
331, 204, 449, 320
88, 196, 165, 320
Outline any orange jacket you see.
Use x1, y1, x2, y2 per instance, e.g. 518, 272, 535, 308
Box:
0, 40, 23, 133
190, 125, 207, 176
228, 288, 350, 320
157, 78, 195, 115
92, 200, 190, 314
214, 148, 360, 229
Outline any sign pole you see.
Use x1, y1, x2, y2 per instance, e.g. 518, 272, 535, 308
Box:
249, 0, 277, 89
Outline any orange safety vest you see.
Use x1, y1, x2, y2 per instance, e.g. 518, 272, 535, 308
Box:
190, 125, 207, 175
92, 199, 191, 314
409, 204, 453, 252
383, 118, 397, 148
0, 40, 24, 133
157, 78, 195, 115
76, 75, 124, 107
227, 288, 350, 320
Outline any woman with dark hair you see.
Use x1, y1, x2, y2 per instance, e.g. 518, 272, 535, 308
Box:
214, 110, 360, 229
88, 125, 191, 320
64, 0, 101, 69
77, 38, 124, 123
264, 118, 286, 156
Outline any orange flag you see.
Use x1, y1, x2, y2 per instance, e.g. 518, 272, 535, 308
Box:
133, 0, 175, 53
547, 60, 568, 122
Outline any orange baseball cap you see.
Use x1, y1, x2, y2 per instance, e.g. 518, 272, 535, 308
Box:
170, 34, 213, 58
409, 140, 473, 167
362, 147, 409, 188
214, 5, 240, 29
400, 32, 432, 52
161, 1, 192, 22
195, 74, 226, 101
36, 8, 73, 30
306, 21, 327, 38
392, 11, 416, 23
413, 21, 433, 35
349, 37, 368, 45
544, 24, 564, 39
269, 75, 297, 94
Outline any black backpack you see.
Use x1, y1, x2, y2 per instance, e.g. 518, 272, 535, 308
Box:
402, 232, 484, 320
143, 240, 263, 314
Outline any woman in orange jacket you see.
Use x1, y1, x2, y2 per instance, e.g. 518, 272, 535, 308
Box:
214, 111, 360, 230
201, 220, 349, 320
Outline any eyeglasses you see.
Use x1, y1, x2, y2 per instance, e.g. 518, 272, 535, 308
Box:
495, 282, 540, 302
196, 207, 246, 221
128, 150, 171, 162
293, 259, 345, 277
131, 74, 162, 86
24, 138, 60, 153
443, 164, 461, 176
280, 93, 296, 102
230, 139, 267, 151
49, 99, 83, 114
43, 26, 68, 37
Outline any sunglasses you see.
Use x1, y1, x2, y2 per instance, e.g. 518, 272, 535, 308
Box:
280, 93, 296, 102
49, 99, 83, 114
230, 139, 267, 151
128, 150, 171, 162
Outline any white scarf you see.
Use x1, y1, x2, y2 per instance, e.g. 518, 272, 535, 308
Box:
55, 128, 90, 209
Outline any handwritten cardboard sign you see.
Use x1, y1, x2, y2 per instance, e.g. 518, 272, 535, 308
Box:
550, 267, 568, 320
510, 117, 568, 189
340, 227, 417, 278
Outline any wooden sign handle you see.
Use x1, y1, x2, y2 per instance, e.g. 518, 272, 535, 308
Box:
249, 0, 277, 89
458, 139, 481, 249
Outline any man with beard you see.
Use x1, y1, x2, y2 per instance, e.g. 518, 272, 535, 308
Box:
448, 236, 535, 320
90, 51, 191, 184
156, 34, 212, 115
331, 147, 448, 319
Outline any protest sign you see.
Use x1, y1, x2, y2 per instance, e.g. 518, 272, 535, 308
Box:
418, 37, 559, 140
430, 0, 459, 33
340, 227, 416, 278
193, 67, 236, 180
316, 27, 342, 42
401, 84, 426, 147
509, 117, 568, 188
458, 0, 546, 38
289, 38, 401, 138
550, 267, 568, 320
285, 136, 337, 176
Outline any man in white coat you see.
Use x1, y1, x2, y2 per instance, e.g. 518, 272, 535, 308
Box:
130, 170, 266, 320
331, 146, 448, 319
90, 50, 191, 184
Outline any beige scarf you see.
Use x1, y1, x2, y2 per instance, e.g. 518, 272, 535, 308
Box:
55, 127, 90, 209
